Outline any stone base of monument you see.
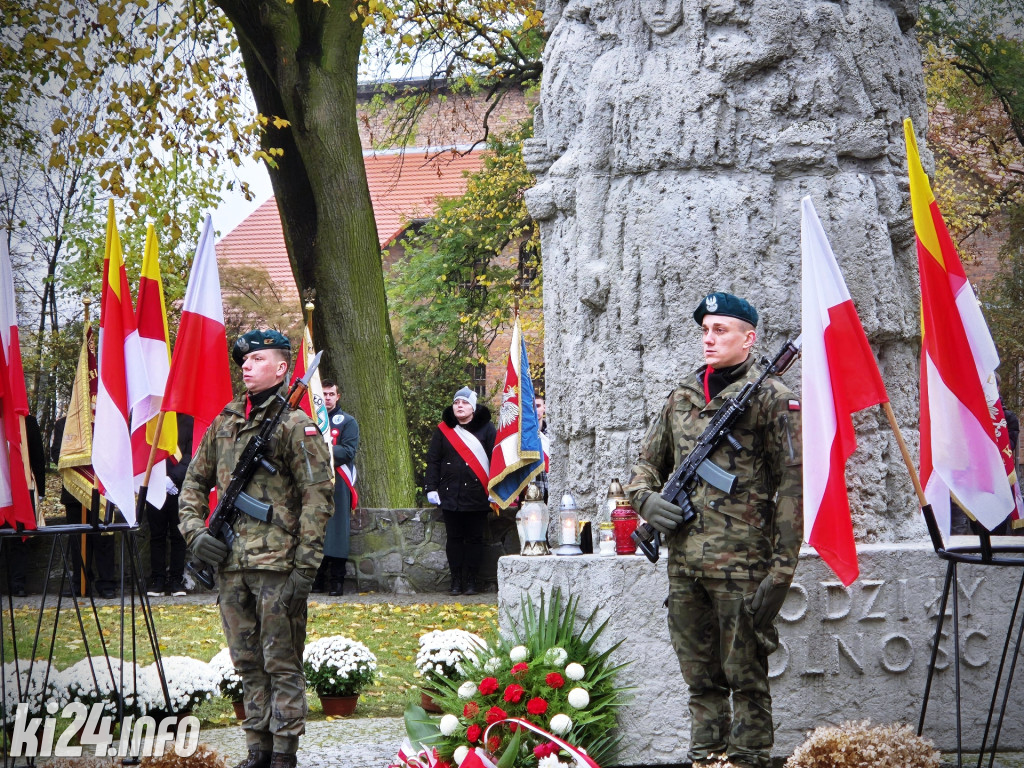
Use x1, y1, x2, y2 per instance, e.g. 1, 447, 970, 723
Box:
498, 543, 1024, 765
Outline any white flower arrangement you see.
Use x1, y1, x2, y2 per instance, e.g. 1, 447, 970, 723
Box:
1, 661, 51, 725
303, 635, 377, 697
564, 662, 585, 681
415, 630, 487, 688
49, 657, 145, 718
567, 687, 590, 709
144, 656, 219, 715
484, 656, 503, 674
208, 647, 245, 701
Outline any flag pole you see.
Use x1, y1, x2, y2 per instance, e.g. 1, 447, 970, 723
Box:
880, 402, 928, 508
82, 296, 92, 596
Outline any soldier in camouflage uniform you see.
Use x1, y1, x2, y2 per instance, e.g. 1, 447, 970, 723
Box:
625, 293, 802, 768
179, 329, 333, 768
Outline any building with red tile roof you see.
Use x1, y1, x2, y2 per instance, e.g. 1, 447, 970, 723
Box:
216, 148, 486, 303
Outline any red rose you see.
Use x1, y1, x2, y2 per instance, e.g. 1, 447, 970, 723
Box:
466, 724, 482, 743
463, 702, 480, 718
526, 697, 548, 715
545, 672, 565, 689
485, 705, 508, 725
509, 722, 519, 733
479, 677, 499, 695
436, 763, 453, 768
503, 684, 525, 703
511, 662, 529, 675
487, 736, 501, 752
534, 742, 560, 758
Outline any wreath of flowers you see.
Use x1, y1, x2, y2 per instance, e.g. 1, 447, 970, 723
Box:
208, 647, 245, 702
303, 635, 378, 698
406, 589, 628, 768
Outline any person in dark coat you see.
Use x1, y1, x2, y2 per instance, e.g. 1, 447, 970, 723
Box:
51, 416, 116, 597
2, 414, 46, 596
313, 380, 359, 596
146, 413, 193, 596
424, 386, 496, 595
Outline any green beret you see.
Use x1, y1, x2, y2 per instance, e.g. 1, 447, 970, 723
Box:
232, 329, 291, 367
693, 292, 759, 327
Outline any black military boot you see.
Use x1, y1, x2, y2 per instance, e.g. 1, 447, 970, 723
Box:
448, 575, 462, 596
329, 579, 344, 597
269, 753, 297, 768
231, 749, 271, 768
463, 575, 478, 596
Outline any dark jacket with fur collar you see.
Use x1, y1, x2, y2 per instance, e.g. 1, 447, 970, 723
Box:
424, 404, 496, 512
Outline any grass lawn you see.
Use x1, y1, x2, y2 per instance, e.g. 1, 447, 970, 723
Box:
1, 599, 501, 727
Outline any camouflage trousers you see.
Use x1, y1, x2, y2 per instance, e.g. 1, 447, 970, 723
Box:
220, 570, 308, 754
667, 573, 777, 768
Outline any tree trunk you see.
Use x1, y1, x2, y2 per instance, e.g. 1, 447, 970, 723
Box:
214, 0, 416, 507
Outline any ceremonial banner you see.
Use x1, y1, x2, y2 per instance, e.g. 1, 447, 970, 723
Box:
487, 316, 544, 509
58, 324, 98, 509
800, 197, 889, 586
905, 118, 1014, 536
131, 224, 174, 509
291, 324, 330, 440
0, 237, 35, 529
94, 200, 150, 522
162, 214, 232, 453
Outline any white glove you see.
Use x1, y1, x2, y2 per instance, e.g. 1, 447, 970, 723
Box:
165, 477, 179, 496
427, 491, 441, 505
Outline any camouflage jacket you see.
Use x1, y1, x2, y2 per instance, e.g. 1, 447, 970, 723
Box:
625, 355, 802, 584
179, 384, 334, 573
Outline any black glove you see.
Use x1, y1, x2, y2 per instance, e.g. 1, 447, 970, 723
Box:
748, 575, 790, 628
191, 531, 229, 565
639, 494, 685, 535
284, 568, 315, 614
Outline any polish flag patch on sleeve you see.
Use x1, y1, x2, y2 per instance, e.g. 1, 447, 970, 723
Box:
304, 425, 319, 436
788, 400, 801, 411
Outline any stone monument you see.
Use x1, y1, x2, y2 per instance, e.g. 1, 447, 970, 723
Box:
524, 0, 928, 541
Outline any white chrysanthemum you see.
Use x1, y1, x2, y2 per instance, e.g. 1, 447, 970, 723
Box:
440, 714, 460, 736
565, 662, 585, 681
484, 657, 503, 674
454, 745, 470, 765
415, 630, 488, 681
1, 661, 52, 724
208, 647, 244, 701
458, 681, 478, 699
567, 687, 590, 709
550, 712, 573, 735
537, 756, 567, 768
544, 647, 569, 667
509, 646, 529, 663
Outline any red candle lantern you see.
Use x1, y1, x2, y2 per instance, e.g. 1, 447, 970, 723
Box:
611, 501, 639, 555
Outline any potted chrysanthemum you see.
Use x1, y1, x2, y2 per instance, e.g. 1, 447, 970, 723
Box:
303, 635, 377, 716
415, 629, 487, 713
208, 647, 246, 720
143, 656, 219, 718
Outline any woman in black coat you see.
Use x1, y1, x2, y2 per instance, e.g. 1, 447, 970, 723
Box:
424, 387, 496, 595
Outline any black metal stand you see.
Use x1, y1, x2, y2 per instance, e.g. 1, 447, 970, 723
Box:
918, 505, 1024, 768
0, 523, 171, 767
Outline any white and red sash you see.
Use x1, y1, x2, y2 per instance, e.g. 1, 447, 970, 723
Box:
438, 421, 491, 491
330, 413, 359, 510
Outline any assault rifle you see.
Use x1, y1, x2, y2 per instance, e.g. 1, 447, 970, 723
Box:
186, 351, 323, 589
632, 338, 802, 563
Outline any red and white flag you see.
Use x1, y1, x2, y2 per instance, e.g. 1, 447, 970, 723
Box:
905, 119, 1014, 536
162, 214, 232, 453
0, 237, 35, 529
94, 201, 151, 522
131, 224, 176, 510
801, 196, 889, 586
